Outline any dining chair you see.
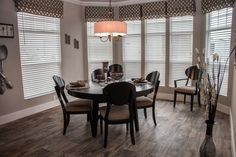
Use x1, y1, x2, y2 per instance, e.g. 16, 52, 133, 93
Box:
108, 64, 123, 80
173, 65, 201, 112
91, 68, 105, 82
99, 82, 136, 148
135, 71, 160, 126
52, 75, 93, 135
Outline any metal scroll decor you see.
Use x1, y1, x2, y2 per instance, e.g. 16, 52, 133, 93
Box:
0, 45, 13, 94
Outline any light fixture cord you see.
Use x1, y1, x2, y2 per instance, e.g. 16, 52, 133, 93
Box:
109, 0, 112, 16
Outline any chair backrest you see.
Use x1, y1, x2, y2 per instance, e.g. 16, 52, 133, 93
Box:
109, 64, 123, 73
52, 75, 68, 111
146, 71, 160, 85
91, 68, 105, 82
103, 82, 136, 119
185, 65, 200, 81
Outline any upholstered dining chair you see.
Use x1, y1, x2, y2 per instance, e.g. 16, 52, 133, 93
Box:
173, 65, 201, 112
108, 64, 123, 73
135, 71, 160, 126
108, 64, 123, 80
99, 82, 136, 148
91, 68, 105, 82
52, 75, 92, 135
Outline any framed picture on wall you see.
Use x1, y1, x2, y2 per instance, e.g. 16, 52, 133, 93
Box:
0, 23, 14, 38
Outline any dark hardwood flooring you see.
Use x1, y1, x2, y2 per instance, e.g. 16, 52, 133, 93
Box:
0, 101, 231, 157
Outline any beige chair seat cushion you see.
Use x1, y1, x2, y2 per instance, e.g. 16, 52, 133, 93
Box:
65, 99, 92, 112
136, 96, 153, 108
100, 105, 129, 121
175, 86, 196, 94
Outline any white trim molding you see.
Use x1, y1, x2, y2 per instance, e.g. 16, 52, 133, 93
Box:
0, 100, 59, 125
156, 92, 230, 115
230, 109, 236, 157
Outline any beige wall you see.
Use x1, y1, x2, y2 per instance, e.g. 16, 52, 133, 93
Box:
0, 0, 84, 116
61, 3, 85, 84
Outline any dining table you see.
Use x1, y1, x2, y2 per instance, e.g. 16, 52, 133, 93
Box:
67, 80, 154, 137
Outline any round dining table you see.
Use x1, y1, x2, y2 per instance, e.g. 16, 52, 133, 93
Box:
67, 81, 154, 137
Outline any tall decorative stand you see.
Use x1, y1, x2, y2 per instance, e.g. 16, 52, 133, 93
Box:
200, 120, 216, 157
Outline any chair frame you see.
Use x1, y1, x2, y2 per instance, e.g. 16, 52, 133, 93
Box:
173, 66, 201, 112
91, 68, 105, 82
100, 82, 135, 148
53, 75, 92, 135
137, 71, 160, 126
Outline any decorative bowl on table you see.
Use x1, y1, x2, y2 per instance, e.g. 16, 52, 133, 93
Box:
69, 80, 86, 87
131, 78, 147, 83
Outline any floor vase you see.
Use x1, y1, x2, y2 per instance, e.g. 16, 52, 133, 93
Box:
200, 120, 216, 157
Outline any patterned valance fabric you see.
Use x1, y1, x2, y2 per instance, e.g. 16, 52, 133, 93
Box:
85, 6, 114, 22
142, 1, 167, 19
167, 0, 196, 17
15, 0, 63, 18
119, 4, 142, 21
201, 0, 235, 14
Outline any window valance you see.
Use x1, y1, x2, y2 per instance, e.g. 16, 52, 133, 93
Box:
14, 0, 63, 18
142, 1, 167, 19
201, 0, 235, 14
118, 0, 196, 21
167, 0, 196, 17
85, 6, 114, 22
119, 4, 142, 21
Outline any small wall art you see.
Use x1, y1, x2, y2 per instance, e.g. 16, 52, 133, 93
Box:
65, 34, 70, 45
0, 23, 14, 38
74, 38, 79, 49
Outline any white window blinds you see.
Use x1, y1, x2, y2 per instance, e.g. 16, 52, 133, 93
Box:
122, 20, 141, 78
169, 16, 193, 87
206, 8, 233, 96
87, 22, 113, 78
145, 18, 166, 86
17, 12, 61, 99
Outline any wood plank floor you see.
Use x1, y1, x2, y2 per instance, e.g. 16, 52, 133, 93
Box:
0, 101, 231, 157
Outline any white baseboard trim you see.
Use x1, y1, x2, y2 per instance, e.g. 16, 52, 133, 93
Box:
157, 93, 230, 115
230, 109, 236, 157
0, 100, 59, 125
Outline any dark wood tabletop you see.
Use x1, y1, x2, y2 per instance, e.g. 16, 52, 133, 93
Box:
67, 81, 154, 137
67, 81, 154, 100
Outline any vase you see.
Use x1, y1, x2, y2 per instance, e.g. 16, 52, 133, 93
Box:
199, 120, 216, 157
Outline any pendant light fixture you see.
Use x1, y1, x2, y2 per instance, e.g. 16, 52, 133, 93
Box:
94, 0, 127, 42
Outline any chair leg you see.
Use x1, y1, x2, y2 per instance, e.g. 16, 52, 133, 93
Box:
198, 91, 201, 107
143, 108, 147, 119
173, 92, 177, 108
126, 122, 129, 131
63, 113, 67, 135
87, 114, 90, 122
130, 120, 135, 145
100, 117, 103, 135
190, 95, 194, 112
89, 113, 93, 136
152, 106, 157, 126
184, 94, 186, 104
66, 114, 70, 126
104, 122, 108, 148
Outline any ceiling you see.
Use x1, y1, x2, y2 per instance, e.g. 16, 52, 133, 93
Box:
62, 0, 161, 6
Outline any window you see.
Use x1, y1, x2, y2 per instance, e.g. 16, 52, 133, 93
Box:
206, 8, 233, 96
122, 21, 141, 78
169, 16, 193, 87
145, 18, 166, 86
87, 22, 113, 78
17, 12, 61, 99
